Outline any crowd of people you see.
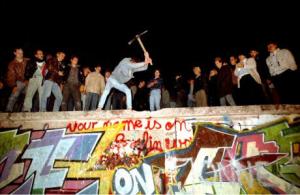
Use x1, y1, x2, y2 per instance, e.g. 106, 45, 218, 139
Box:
0, 41, 299, 113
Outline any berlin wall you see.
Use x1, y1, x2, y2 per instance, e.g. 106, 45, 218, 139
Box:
0, 105, 300, 194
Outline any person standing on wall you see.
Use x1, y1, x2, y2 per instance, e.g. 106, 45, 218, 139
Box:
23, 49, 47, 112
84, 64, 105, 111
61, 56, 84, 111
266, 41, 299, 104
40, 51, 66, 112
215, 57, 236, 106
97, 52, 152, 110
192, 66, 208, 107
5, 48, 29, 112
147, 69, 163, 111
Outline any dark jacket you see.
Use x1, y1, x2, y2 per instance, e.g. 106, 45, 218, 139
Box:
255, 56, 271, 81
148, 78, 163, 90
45, 58, 66, 84
193, 75, 206, 94
133, 87, 149, 111
63, 65, 84, 84
6, 58, 29, 87
24, 58, 46, 80
217, 65, 233, 97
208, 74, 219, 106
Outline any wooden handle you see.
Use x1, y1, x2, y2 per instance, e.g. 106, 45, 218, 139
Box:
137, 37, 153, 65
137, 37, 147, 53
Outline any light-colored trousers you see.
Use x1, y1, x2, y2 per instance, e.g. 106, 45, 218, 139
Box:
23, 77, 43, 111
98, 77, 132, 109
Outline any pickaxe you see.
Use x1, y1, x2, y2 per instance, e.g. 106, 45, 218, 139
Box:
128, 30, 153, 65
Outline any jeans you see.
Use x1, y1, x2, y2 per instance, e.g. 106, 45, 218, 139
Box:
98, 77, 132, 109
6, 81, 26, 112
40, 80, 62, 112
61, 83, 81, 111
187, 94, 196, 107
85, 92, 100, 111
149, 89, 161, 111
220, 94, 236, 106
81, 93, 86, 110
23, 77, 43, 111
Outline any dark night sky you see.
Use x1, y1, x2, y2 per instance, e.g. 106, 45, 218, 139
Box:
1, 1, 299, 81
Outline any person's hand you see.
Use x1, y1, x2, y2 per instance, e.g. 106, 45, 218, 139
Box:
209, 69, 217, 79
266, 79, 272, 85
80, 85, 85, 94
237, 63, 244, 68
144, 52, 149, 59
144, 52, 152, 65
147, 81, 156, 88
58, 71, 64, 76
145, 57, 152, 65
12, 86, 18, 94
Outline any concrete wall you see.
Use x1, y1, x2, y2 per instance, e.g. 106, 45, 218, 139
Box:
0, 105, 300, 194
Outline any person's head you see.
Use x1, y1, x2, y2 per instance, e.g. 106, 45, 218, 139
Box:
267, 41, 278, 53
0, 81, 3, 90
154, 69, 160, 78
46, 53, 53, 61
138, 80, 146, 88
193, 66, 201, 76
249, 49, 259, 58
94, 64, 101, 73
34, 49, 44, 61
175, 74, 182, 81
105, 70, 111, 80
14, 48, 23, 60
56, 51, 66, 62
82, 66, 91, 76
210, 69, 218, 77
229, 55, 238, 66
70, 56, 79, 67
130, 56, 141, 63
214, 57, 223, 69
238, 54, 246, 62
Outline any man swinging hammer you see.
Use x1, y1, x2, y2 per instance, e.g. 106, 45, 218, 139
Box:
97, 31, 153, 110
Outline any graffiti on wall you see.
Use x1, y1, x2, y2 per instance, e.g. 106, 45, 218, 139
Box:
0, 115, 300, 194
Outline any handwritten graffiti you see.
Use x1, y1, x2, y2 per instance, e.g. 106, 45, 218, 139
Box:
67, 118, 190, 133
0, 114, 300, 194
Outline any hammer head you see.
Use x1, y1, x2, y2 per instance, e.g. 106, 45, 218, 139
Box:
128, 30, 148, 45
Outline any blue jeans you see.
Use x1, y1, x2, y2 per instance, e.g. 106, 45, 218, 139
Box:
81, 93, 86, 110
220, 94, 236, 106
40, 80, 62, 112
149, 89, 161, 111
98, 77, 132, 109
6, 81, 26, 112
85, 92, 100, 111
23, 77, 43, 112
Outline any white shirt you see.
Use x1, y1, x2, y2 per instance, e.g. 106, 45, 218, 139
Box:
266, 48, 298, 76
